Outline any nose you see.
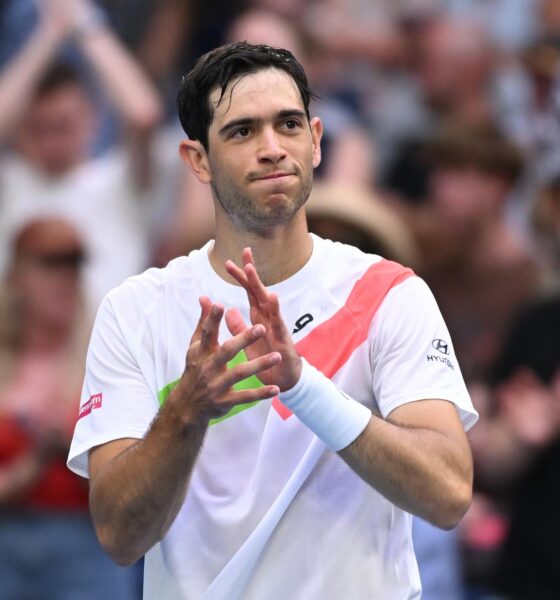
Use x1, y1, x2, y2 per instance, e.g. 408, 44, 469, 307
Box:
257, 127, 287, 164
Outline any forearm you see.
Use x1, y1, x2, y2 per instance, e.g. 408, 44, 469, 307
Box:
77, 24, 162, 131
0, 25, 64, 142
280, 360, 473, 529
87, 297, 283, 566
339, 415, 473, 529
89, 398, 207, 566
137, 0, 191, 83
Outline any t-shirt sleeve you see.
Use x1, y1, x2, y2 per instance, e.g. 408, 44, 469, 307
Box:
369, 276, 478, 431
67, 295, 159, 478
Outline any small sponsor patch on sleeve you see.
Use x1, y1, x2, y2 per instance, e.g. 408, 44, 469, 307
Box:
426, 338, 454, 369
78, 393, 103, 420
426, 354, 455, 370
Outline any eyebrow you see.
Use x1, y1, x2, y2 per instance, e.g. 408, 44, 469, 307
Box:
218, 109, 307, 137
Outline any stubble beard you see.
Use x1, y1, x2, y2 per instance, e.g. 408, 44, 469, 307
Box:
210, 169, 313, 234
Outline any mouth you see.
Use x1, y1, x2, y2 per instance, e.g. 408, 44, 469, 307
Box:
252, 172, 295, 181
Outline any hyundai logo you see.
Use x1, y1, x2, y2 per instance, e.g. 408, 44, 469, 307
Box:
432, 339, 450, 355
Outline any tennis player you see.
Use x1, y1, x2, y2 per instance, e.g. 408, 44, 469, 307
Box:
68, 42, 478, 599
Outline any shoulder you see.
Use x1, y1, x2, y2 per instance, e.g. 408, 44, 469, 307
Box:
103, 248, 208, 322
375, 276, 439, 327
310, 237, 417, 327
313, 236, 385, 284
318, 236, 414, 289
383, 275, 435, 304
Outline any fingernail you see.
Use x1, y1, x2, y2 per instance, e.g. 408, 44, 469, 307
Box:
253, 324, 265, 336
269, 352, 281, 364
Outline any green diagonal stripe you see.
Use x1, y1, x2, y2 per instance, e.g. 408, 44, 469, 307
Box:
156, 350, 264, 426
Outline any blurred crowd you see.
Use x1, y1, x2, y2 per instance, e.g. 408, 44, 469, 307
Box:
0, 1, 559, 599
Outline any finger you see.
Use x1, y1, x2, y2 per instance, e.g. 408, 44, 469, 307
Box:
191, 296, 213, 344
218, 384, 281, 408
214, 321, 268, 366
218, 352, 282, 390
225, 259, 260, 309
225, 308, 249, 337
242, 247, 256, 270
199, 303, 224, 350
244, 262, 270, 307
268, 292, 290, 340
242, 248, 268, 306
225, 259, 248, 286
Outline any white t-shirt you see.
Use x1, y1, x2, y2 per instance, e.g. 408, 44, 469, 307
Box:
68, 235, 477, 599
0, 151, 150, 310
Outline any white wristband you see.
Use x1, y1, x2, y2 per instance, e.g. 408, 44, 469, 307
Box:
279, 358, 372, 451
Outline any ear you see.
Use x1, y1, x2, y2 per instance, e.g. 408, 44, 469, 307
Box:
179, 139, 212, 184
309, 116, 323, 169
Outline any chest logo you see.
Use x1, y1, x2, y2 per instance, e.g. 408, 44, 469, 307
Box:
293, 313, 314, 334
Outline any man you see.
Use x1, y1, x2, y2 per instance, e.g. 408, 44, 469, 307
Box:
0, 0, 162, 309
68, 42, 478, 599
411, 121, 540, 380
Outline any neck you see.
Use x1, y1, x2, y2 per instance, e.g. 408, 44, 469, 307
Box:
209, 210, 313, 286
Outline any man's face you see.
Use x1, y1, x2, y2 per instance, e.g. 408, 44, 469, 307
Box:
413, 23, 487, 112
204, 68, 322, 233
14, 84, 94, 176
429, 166, 506, 233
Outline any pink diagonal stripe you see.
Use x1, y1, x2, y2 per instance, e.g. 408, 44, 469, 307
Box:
272, 259, 414, 419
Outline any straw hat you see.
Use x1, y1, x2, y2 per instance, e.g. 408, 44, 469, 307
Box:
305, 182, 419, 268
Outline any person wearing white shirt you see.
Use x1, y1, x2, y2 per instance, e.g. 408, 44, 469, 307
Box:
69, 41, 478, 599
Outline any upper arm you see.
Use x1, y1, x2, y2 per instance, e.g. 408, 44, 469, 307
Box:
67, 294, 158, 478
388, 399, 470, 446
388, 399, 473, 475
370, 277, 478, 431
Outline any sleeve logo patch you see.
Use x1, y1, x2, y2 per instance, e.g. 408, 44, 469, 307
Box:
432, 339, 450, 355
427, 339, 454, 369
78, 393, 103, 420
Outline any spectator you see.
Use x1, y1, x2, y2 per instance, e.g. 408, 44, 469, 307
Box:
0, 217, 138, 600
501, 40, 560, 184
448, 0, 539, 51
377, 14, 500, 191
408, 121, 542, 379
490, 296, 560, 599
531, 176, 560, 286
539, 0, 560, 40
304, 181, 419, 269
411, 17, 497, 128
463, 294, 560, 599
0, 0, 163, 310
96, 0, 191, 114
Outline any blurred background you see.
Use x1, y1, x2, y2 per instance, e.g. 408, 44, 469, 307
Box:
0, 1, 559, 599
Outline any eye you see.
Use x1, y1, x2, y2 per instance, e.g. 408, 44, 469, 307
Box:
283, 119, 301, 131
231, 127, 251, 139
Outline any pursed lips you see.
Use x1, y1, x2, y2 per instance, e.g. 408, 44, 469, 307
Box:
251, 172, 295, 180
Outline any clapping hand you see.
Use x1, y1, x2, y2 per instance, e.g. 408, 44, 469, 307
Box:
224, 247, 302, 392
171, 295, 282, 425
